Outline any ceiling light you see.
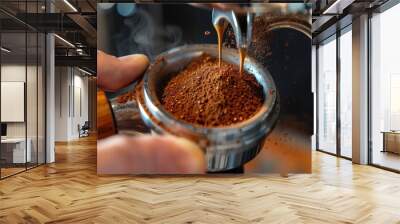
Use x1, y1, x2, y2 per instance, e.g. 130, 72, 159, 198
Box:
1, 47, 11, 53
54, 34, 75, 48
322, 0, 355, 15
63, 0, 78, 12
76, 48, 86, 56
78, 67, 93, 76
323, 0, 341, 14
98, 3, 115, 10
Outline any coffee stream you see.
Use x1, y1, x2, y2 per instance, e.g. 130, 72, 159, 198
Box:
239, 48, 246, 74
214, 23, 224, 67
213, 23, 246, 75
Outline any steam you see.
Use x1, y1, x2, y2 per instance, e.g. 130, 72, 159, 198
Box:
113, 8, 183, 61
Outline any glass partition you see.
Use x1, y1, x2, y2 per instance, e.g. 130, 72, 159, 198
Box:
0, 1, 46, 179
26, 0, 42, 169
27, 30, 38, 169
1, 30, 28, 177
38, 32, 45, 165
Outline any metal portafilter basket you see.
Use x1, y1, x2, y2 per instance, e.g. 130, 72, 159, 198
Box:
135, 44, 280, 172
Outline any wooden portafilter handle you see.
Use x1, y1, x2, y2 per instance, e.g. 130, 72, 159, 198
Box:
97, 90, 117, 140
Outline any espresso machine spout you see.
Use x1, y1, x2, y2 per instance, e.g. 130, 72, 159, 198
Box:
210, 3, 311, 46
211, 9, 254, 50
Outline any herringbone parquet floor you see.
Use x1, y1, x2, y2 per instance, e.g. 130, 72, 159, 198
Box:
1, 135, 400, 224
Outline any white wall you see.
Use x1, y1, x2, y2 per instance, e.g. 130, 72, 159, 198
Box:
1, 65, 26, 139
1, 65, 40, 138
54, 67, 89, 141
1, 63, 46, 164
55, 67, 69, 141
73, 73, 89, 137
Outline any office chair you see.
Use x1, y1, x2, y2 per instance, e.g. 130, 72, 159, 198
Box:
79, 121, 90, 138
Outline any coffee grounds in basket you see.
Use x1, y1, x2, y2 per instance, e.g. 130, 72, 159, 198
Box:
161, 54, 264, 127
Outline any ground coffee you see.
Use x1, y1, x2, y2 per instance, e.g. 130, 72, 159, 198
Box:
161, 54, 264, 127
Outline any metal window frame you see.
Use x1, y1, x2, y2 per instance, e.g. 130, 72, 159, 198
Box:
316, 0, 400, 173
315, 23, 353, 161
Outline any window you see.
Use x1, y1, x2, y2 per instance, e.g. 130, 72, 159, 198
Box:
370, 2, 400, 171
339, 28, 352, 158
317, 36, 337, 154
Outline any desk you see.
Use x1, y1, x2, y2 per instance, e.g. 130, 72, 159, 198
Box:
382, 131, 400, 154
1, 138, 31, 163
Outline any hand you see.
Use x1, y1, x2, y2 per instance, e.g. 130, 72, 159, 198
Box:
97, 51, 206, 174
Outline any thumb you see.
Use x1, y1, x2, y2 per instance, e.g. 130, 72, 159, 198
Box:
97, 135, 206, 174
97, 50, 149, 92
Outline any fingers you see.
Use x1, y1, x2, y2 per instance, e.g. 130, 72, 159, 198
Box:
97, 135, 206, 174
97, 50, 149, 92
